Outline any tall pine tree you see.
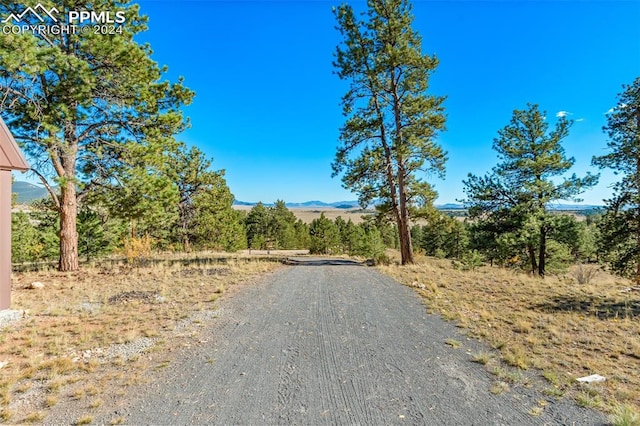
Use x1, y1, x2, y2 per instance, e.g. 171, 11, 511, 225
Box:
0, 1, 192, 270
592, 78, 640, 280
332, 0, 447, 265
464, 104, 597, 276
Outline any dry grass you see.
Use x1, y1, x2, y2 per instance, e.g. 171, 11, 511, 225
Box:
379, 254, 640, 416
75, 414, 94, 425
610, 404, 640, 426
1, 252, 281, 424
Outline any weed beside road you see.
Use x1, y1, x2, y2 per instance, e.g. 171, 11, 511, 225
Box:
0, 253, 281, 424
380, 255, 640, 421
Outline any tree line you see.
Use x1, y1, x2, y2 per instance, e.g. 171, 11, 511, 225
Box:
2, 0, 639, 281
11, 193, 395, 264
7, 187, 603, 277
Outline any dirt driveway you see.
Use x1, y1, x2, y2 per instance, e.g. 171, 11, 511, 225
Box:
57, 258, 605, 425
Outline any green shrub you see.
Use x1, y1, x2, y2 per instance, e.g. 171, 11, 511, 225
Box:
461, 250, 483, 271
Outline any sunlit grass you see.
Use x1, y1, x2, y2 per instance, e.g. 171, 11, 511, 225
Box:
380, 254, 640, 415
2, 252, 281, 420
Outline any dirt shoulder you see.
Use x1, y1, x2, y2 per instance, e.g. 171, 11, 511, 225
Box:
1, 255, 282, 424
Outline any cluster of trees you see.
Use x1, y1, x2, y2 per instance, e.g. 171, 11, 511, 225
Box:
397, 85, 636, 280
12, 180, 604, 276
10, 142, 246, 262
461, 103, 598, 277
244, 204, 395, 260
408, 210, 599, 274
11, 195, 396, 263
244, 201, 309, 250
0, 1, 192, 270
411, 213, 467, 260
332, 0, 639, 280
309, 214, 396, 259
458, 79, 639, 281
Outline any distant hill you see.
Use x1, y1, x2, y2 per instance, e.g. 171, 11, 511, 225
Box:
12, 181, 49, 204
437, 203, 465, 210
233, 200, 255, 206
289, 200, 332, 208
234, 200, 604, 212
9, 181, 606, 211
547, 204, 603, 211
436, 203, 604, 211
233, 200, 361, 209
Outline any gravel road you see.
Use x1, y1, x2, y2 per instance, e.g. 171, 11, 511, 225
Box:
93, 259, 606, 425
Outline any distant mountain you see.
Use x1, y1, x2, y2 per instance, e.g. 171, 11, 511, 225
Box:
12, 184, 604, 212
290, 200, 332, 208
233, 200, 255, 206
547, 204, 603, 211
231, 198, 605, 212
435, 203, 603, 211
233, 200, 361, 209
437, 203, 465, 210
12, 181, 49, 204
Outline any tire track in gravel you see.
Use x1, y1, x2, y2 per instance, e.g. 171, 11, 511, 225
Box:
87, 258, 606, 425
313, 266, 381, 425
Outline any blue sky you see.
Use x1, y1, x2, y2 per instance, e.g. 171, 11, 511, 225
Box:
114, 1, 640, 204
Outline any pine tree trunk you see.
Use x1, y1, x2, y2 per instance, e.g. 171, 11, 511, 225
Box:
57, 123, 80, 272
528, 244, 538, 275
58, 183, 79, 271
179, 202, 191, 252
636, 185, 640, 283
397, 166, 414, 265
373, 98, 405, 262
636, 213, 640, 284
397, 211, 414, 264
538, 226, 546, 278
390, 70, 414, 265
636, 109, 640, 284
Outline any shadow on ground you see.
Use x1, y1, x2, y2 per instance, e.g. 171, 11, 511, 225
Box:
532, 295, 640, 320
285, 257, 364, 267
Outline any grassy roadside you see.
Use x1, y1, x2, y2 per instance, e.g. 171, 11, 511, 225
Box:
0, 253, 282, 424
379, 254, 640, 423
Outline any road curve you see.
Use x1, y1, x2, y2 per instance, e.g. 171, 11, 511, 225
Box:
97, 259, 605, 425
